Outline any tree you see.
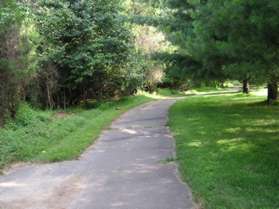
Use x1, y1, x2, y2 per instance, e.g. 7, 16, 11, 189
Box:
34, 0, 143, 108
158, 0, 279, 102
206, 0, 279, 102
0, 0, 30, 124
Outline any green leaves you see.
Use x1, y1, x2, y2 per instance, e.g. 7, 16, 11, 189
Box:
159, 0, 279, 91
34, 0, 143, 106
0, 0, 147, 122
0, 0, 25, 31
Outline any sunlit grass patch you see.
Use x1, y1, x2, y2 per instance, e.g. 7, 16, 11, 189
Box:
137, 89, 185, 99
169, 94, 279, 209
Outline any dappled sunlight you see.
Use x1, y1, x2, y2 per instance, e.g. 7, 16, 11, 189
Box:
185, 117, 200, 122
224, 127, 242, 134
224, 142, 255, 152
137, 90, 180, 99
187, 141, 202, 147
137, 90, 165, 99
224, 126, 279, 135
217, 138, 256, 152
251, 88, 267, 97
246, 127, 278, 134
251, 119, 277, 126
217, 138, 245, 145
170, 94, 279, 208
0, 181, 26, 188
120, 128, 138, 135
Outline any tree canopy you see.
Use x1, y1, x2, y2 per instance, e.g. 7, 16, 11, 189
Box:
2, 0, 279, 124
0, 0, 147, 124
150, 0, 279, 101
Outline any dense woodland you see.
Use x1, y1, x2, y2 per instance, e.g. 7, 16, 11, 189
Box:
1, 0, 279, 125
0, 0, 147, 125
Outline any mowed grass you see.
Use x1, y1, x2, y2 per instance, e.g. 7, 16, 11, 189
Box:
0, 96, 152, 170
155, 86, 237, 98
169, 94, 279, 209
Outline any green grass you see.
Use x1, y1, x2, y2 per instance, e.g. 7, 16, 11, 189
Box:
155, 86, 237, 98
169, 94, 279, 209
0, 95, 152, 169
156, 88, 186, 97
194, 86, 224, 92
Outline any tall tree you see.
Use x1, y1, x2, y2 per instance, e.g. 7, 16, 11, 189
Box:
35, 0, 142, 107
0, 0, 29, 124
159, 0, 279, 102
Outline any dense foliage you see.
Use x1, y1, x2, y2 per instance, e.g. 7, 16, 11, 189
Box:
2, 0, 279, 124
0, 0, 146, 124
151, 0, 279, 102
35, 0, 143, 107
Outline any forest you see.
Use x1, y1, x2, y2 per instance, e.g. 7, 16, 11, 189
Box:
1, 0, 279, 124
0, 0, 148, 125
0, 0, 278, 209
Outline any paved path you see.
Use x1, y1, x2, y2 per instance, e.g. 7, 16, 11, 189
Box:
0, 100, 194, 209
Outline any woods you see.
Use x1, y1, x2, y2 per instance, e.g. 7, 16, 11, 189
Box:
2, 0, 279, 120
0, 1, 279, 209
3, 0, 279, 125
144, 0, 279, 102
0, 0, 146, 124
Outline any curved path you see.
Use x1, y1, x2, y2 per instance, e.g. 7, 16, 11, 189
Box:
0, 100, 194, 209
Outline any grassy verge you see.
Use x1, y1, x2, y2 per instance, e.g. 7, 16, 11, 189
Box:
155, 86, 238, 98
0, 95, 152, 169
156, 88, 186, 97
169, 94, 279, 209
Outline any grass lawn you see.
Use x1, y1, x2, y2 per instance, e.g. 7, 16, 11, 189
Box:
156, 88, 186, 97
155, 86, 238, 98
169, 94, 279, 209
0, 95, 152, 170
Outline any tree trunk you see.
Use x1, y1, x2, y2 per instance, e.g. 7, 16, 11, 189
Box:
242, 79, 249, 94
46, 83, 52, 109
267, 81, 278, 104
63, 89, 66, 110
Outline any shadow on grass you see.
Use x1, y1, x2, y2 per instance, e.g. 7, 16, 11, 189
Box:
170, 94, 279, 209
197, 90, 241, 97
